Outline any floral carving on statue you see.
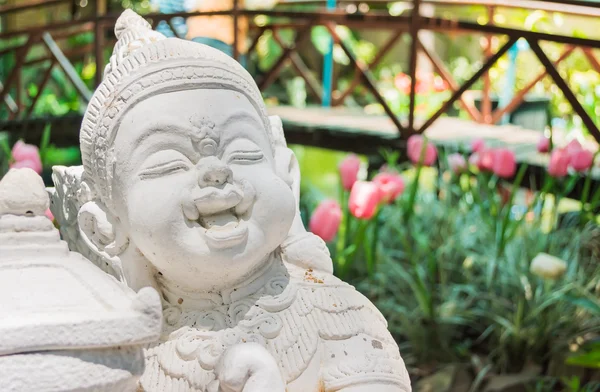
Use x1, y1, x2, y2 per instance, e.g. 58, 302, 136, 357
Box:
51, 9, 411, 392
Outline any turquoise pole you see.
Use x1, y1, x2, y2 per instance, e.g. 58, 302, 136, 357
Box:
499, 41, 519, 124
321, 0, 336, 107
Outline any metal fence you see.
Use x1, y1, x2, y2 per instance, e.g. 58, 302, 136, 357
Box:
1, 0, 600, 141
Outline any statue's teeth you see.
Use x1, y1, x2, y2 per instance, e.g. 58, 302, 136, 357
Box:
199, 211, 238, 230
206, 221, 238, 233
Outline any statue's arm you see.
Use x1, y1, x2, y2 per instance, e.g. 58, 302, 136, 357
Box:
339, 384, 408, 392
322, 335, 411, 392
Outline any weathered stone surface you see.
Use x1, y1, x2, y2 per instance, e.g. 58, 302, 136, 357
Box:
46, 9, 411, 392
0, 168, 48, 216
0, 168, 162, 392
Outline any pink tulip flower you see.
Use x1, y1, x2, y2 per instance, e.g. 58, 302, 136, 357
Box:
468, 153, 479, 167
12, 140, 39, 161
433, 76, 449, 92
349, 181, 382, 219
570, 149, 594, 172
394, 72, 411, 94
566, 139, 583, 155
45, 208, 54, 222
470, 148, 495, 172
548, 148, 570, 178
339, 154, 361, 191
471, 138, 485, 153
407, 135, 438, 166
492, 148, 517, 178
10, 159, 43, 174
10, 140, 42, 174
373, 172, 405, 203
447, 153, 467, 174
537, 136, 550, 153
309, 200, 342, 242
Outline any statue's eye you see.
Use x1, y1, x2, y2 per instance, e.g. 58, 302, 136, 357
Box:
139, 160, 190, 179
228, 151, 264, 164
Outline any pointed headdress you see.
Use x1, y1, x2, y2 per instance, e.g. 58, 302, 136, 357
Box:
80, 9, 270, 208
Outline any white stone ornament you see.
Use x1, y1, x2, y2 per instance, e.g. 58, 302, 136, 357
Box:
49, 9, 411, 392
0, 168, 163, 392
0, 168, 48, 216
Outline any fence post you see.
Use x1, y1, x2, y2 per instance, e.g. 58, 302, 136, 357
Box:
482, 5, 495, 124
408, 0, 421, 134
321, 0, 336, 107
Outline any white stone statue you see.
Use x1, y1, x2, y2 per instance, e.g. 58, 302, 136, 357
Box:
0, 168, 163, 392
50, 9, 411, 392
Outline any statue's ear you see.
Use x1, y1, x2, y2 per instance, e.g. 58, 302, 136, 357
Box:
270, 116, 334, 274
270, 116, 300, 203
274, 148, 300, 202
78, 200, 129, 258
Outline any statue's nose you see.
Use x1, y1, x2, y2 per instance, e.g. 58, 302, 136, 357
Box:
197, 156, 232, 188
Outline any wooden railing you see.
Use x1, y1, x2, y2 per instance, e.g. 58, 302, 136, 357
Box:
1, 0, 600, 142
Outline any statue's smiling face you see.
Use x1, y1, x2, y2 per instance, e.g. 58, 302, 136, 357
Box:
112, 89, 295, 290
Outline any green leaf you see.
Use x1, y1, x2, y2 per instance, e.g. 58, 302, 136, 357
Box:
40, 123, 51, 151
0, 133, 11, 159
340, 244, 357, 257
38, 123, 52, 165
566, 350, 600, 369
42, 146, 81, 166
563, 294, 600, 315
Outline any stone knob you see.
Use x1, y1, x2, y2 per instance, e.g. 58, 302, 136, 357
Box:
0, 168, 49, 216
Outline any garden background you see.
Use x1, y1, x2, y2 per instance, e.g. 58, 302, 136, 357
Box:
1, 0, 600, 390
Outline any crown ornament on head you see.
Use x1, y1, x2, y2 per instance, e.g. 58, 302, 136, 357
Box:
103, 9, 166, 77
80, 9, 271, 210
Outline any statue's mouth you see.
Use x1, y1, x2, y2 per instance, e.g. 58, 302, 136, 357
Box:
197, 210, 249, 248
183, 182, 255, 248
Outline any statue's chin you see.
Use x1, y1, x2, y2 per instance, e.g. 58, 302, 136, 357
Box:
146, 244, 275, 292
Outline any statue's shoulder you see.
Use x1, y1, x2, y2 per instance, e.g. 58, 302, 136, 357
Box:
276, 263, 410, 391
284, 262, 388, 325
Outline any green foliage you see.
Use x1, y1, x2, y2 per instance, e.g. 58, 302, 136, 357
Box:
0, 132, 10, 177
567, 342, 600, 369
362, 187, 599, 374
530, 377, 600, 392
110, 0, 152, 14
292, 145, 356, 198
300, 146, 600, 384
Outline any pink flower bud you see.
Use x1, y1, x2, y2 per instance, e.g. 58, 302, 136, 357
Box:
309, 200, 342, 242
373, 172, 405, 203
339, 154, 361, 191
45, 208, 54, 222
570, 149, 594, 172
9, 158, 43, 174
433, 76, 448, 92
10, 140, 42, 174
492, 148, 517, 178
537, 136, 550, 153
566, 139, 583, 155
349, 181, 382, 220
447, 153, 467, 174
470, 148, 495, 172
12, 140, 38, 161
471, 138, 485, 153
407, 135, 437, 166
394, 72, 411, 94
548, 148, 570, 178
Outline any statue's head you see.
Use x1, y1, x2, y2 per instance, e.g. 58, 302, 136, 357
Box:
78, 10, 300, 292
